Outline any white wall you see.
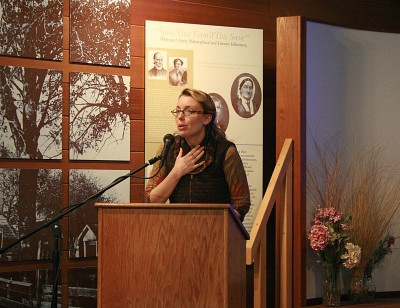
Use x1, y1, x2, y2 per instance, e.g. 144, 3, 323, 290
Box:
306, 20, 400, 298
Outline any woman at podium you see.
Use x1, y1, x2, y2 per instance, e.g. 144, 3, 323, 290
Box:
144, 88, 250, 221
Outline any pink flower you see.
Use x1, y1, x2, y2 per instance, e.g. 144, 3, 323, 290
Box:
341, 223, 350, 230
308, 206, 351, 266
314, 207, 343, 223
388, 236, 395, 248
308, 223, 331, 251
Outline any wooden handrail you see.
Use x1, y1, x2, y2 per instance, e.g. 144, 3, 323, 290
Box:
246, 138, 293, 307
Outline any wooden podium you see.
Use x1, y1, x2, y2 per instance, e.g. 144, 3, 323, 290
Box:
95, 203, 249, 307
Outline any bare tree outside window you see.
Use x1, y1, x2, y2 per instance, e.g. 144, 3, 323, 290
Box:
70, 0, 130, 67
68, 169, 130, 259
0, 66, 63, 160
0, 0, 63, 60
69, 72, 130, 161
0, 168, 62, 262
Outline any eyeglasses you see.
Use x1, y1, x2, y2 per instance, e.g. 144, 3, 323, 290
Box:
171, 109, 207, 117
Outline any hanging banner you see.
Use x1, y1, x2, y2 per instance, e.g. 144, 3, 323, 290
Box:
145, 20, 263, 232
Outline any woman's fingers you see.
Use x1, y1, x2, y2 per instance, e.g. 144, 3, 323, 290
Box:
194, 160, 205, 168
173, 146, 205, 177
177, 147, 183, 158
187, 145, 204, 162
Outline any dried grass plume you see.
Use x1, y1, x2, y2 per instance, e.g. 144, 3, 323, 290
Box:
343, 146, 400, 268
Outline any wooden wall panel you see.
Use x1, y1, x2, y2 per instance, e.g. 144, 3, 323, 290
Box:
183, 0, 273, 14
62, 116, 69, 151
131, 25, 145, 58
272, 0, 400, 33
131, 120, 145, 153
130, 152, 146, 185
62, 17, 69, 50
263, 41, 276, 69
131, 183, 145, 202
0, 56, 64, 71
130, 57, 145, 88
276, 16, 306, 307
130, 88, 145, 120
131, 0, 277, 42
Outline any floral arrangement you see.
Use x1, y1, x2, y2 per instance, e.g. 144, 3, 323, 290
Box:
308, 206, 360, 268
307, 137, 400, 304
308, 206, 361, 306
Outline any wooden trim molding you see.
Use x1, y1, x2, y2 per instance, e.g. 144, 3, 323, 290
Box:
276, 16, 307, 307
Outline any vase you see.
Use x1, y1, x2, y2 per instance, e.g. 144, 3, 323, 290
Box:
349, 266, 369, 303
363, 265, 376, 301
321, 264, 341, 307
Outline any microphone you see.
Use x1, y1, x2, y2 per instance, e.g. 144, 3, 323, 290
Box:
160, 134, 175, 161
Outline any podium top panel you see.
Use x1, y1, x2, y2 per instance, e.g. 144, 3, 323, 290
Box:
95, 202, 230, 209
95, 203, 249, 239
